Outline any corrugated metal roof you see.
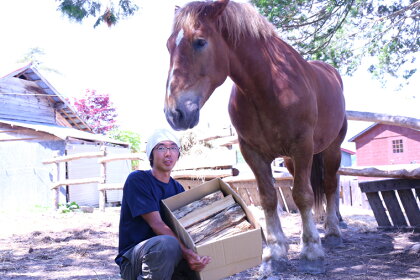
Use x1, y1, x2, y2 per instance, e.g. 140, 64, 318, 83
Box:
0, 119, 129, 147
2, 63, 92, 132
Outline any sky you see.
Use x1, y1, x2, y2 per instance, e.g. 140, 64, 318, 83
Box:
0, 0, 418, 151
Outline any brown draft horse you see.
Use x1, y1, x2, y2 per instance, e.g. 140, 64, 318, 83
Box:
164, 0, 347, 275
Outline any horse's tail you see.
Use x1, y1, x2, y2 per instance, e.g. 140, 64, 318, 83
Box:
311, 153, 325, 220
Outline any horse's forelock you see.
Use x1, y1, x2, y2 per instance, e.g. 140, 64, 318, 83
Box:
173, 2, 206, 34
173, 1, 276, 45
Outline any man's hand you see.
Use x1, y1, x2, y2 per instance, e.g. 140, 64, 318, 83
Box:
182, 248, 211, 272
142, 212, 211, 271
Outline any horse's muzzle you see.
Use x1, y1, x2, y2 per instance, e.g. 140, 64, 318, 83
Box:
165, 105, 200, 131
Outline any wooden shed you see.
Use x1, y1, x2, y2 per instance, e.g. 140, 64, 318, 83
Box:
349, 123, 420, 166
0, 64, 131, 210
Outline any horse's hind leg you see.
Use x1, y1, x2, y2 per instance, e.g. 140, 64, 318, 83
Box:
286, 136, 326, 274
238, 140, 289, 275
322, 120, 347, 247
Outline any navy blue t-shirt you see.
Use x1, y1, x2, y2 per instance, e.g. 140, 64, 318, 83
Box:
115, 170, 184, 265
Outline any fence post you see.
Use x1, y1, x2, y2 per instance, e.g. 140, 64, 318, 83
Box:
53, 161, 60, 210
99, 146, 107, 211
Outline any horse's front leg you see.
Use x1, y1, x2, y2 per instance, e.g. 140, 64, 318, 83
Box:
292, 148, 325, 274
239, 140, 288, 275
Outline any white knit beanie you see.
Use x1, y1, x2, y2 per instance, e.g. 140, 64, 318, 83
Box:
146, 129, 180, 160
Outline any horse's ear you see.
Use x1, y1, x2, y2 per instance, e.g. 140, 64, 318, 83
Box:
174, 5, 180, 14
206, 0, 229, 19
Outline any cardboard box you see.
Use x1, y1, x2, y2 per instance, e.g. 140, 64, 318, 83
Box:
162, 178, 263, 280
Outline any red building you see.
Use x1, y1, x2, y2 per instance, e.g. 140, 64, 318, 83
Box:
349, 124, 420, 166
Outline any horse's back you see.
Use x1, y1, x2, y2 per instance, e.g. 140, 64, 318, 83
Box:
309, 60, 343, 91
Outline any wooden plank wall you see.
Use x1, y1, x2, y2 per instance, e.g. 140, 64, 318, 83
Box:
339, 176, 370, 209
0, 77, 56, 124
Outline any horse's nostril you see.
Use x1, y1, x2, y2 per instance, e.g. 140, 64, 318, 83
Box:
175, 109, 184, 122
185, 100, 199, 112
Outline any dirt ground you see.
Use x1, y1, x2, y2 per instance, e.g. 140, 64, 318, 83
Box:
0, 205, 419, 280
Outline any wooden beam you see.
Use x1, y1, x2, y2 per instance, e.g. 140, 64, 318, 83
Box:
364, 192, 392, 227
98, 153, 144, 163
43, 151, 105, 164
339, 167, 420, 179
58, 108, 89, 132
51, 177, 103, 189
179, 195, 236, 228
173, 164, 233, 172
97, 183, 124, 191
172, 168, 238, 180
172, 191, 225, 220
346, 110, 420, 130
186, 204, 247, 244
196, 220, 254, 246
359, 178, 420, 193
397, 189, 420, 227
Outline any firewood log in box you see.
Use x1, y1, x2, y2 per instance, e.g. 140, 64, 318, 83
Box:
162, 178, 263, 280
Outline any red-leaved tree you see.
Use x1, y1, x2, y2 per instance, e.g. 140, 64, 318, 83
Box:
70, 89, 118, 134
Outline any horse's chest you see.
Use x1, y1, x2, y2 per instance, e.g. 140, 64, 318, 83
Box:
229, 104, 292, 156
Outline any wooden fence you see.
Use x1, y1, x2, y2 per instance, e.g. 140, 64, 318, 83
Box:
359, 179, 420, 231
176, 173, 370, 213
43, 150, 419, 226
43, 147, 143, 211
225, 174, 298, 213
226, 175, 372, 212
41, 111, 419, 219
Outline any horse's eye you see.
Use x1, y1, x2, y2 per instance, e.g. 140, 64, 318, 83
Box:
193, 38, 207, 49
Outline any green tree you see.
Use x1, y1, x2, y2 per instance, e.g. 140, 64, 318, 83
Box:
56, 0, 418, 84
252, 0, 419, 84
108, 129, 142, 170
56, 0, 138, 27
18, 47, 60, 74
108, 129, 141, 153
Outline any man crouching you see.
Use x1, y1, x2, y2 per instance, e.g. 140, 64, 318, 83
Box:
115, 129, 211, 280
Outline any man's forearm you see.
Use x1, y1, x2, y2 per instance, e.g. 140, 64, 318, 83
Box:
150, 219, 191, 254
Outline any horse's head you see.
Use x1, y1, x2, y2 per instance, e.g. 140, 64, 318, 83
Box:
164, 0, 230, 130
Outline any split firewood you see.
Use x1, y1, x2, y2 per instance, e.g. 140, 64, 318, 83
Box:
179, 195, 236, 228
186, 204, 246, 244
196, 220, 254, 246
172, 190, 225, 220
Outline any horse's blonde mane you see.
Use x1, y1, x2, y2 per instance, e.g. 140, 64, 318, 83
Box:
173, 1, 276, 45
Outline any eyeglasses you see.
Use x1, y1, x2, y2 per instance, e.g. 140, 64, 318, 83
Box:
155, 146, 180, 153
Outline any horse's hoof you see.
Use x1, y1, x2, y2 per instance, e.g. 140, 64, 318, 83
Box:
324, 234, 343, 248
259, 258, 288, 276
298, 258, 325, 274
339, 221, 348, 229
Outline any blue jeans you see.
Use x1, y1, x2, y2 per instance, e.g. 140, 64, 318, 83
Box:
120, 235, 194, 280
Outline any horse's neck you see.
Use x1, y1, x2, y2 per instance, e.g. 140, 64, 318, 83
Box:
228, 36, 307, 94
